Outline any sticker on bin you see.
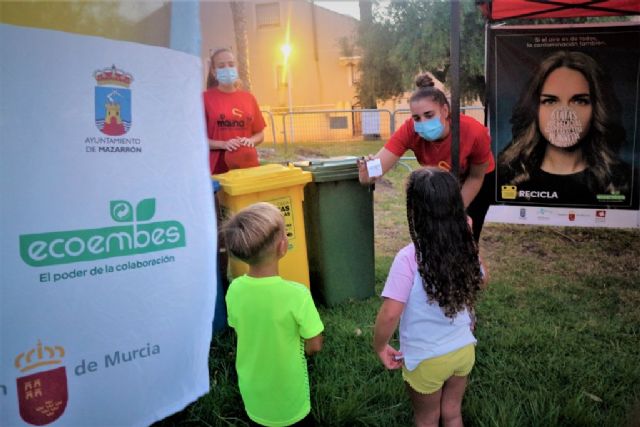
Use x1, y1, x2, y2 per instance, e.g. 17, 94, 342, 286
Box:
366, 158, 383, 178
269, 196, 296, 241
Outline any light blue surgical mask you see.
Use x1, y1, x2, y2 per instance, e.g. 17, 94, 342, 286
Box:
216, 67, 239, 85
414, 117, 445, 141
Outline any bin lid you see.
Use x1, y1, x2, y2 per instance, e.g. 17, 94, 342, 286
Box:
213, 163, 312, 196
295, 157, 360, 182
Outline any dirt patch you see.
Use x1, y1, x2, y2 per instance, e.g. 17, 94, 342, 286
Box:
375, 225, 409, 257
257, 147, 278, 161
373, 177, 395, 191
521, 241, 547, 258
257, 147, 330, 163
292, 148, 329, 160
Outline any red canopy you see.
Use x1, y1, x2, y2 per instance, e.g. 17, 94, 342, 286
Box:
479, 0, 640, 21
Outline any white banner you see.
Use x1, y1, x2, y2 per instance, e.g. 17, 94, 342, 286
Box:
0, 24, 216, 426
362, 111, 381, 136
486, 205, 640, 228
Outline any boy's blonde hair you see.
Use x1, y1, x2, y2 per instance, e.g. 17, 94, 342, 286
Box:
221, 202, 285, 264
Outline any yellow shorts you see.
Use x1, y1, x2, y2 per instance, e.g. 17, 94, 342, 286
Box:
402, 344, 475, 395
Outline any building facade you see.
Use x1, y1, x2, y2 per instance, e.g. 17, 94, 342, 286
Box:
201, 1, 359, 111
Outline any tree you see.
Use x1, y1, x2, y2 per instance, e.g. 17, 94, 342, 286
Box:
355, 1, 626, 106
356, 0, 485, 105
355, 0, 405, 108
230, 1, 251, 91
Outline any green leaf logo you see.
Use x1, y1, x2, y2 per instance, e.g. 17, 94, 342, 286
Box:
111, 201, 133, 222
136, 198, 156, 221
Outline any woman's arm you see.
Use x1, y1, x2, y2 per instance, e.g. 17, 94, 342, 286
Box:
373, 298, 405, 369
461, 161, 489, 208
208, 139, 242, 151
358, 147, 401, 184
210, 131, 264, 151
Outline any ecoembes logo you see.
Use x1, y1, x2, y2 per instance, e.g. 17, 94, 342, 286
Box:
20, 199, 185, 267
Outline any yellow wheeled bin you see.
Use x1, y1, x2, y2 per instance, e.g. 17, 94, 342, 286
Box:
213, 164, 313, 287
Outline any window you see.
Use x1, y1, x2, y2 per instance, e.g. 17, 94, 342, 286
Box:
329, 117, 348, 129
339, 57, 362, 87
349, 64, 360, 86
256, 3, 280, 28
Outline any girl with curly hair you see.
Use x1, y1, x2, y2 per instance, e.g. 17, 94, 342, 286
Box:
498, 50, 632, 206
374, 167, 488, 426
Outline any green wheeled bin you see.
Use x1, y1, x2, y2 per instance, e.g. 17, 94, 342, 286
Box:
298, 158, 375, 306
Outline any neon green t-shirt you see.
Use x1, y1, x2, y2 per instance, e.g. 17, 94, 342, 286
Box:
226, 275, 324, 426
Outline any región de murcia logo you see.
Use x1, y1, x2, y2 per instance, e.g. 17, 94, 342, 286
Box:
15, 340, 68, 425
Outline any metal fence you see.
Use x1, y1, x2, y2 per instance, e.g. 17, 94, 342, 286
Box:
261, 110, 277, 145
260, 105, 485, 145
279, 109, 393, 146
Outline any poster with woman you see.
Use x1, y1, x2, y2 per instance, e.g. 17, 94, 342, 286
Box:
487, 23, 639, 226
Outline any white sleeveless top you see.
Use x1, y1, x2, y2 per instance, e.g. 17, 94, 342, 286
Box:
399, 271, 477, 371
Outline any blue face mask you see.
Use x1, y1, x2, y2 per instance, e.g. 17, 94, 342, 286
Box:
216, 67, 239, 85
414, 117, 445, 141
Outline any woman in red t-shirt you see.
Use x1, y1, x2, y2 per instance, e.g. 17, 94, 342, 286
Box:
358, 74, 495, 242
204, 48, 266, 174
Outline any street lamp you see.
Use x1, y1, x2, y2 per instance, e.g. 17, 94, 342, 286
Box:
280, 43, 291, 61
280, 43, 294, 143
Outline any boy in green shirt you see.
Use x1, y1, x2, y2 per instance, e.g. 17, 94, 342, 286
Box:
222, 202, 324, 426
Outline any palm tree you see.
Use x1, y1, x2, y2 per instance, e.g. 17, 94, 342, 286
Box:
230, 1, 251, 91
357, 0, 377, 109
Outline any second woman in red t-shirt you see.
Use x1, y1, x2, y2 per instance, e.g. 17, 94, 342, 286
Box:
358, 73, 495, 242
204, 48, 266, 174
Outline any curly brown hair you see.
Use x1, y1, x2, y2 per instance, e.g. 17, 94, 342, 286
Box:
406, 168, 483, 318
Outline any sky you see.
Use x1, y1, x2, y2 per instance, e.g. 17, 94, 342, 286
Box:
315, 1, 361, 20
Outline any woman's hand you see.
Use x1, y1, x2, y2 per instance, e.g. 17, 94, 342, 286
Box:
238, 137, 254, 147
357, 148, 400, 185
226, 131, 263, 149
224, 138, 243, 151
377, 344, 403, 370
357, 154, 376, 184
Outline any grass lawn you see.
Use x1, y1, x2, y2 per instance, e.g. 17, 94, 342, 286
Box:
155, 141, 640, 426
